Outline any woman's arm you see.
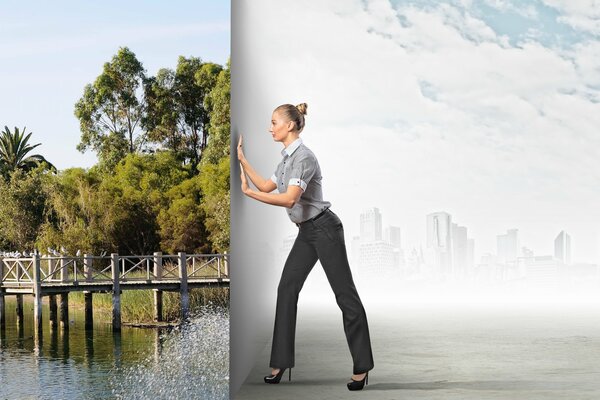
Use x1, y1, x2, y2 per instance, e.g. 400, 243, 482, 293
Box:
241, 163, 302, 207
240, 158, 277, 193
237, 135, 277, 193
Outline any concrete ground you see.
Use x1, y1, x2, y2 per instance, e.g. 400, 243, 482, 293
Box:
234, 301, 600, 400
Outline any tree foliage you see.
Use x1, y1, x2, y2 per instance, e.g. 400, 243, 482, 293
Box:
0, 126, 55, 179
143, 56, 222, 170
0, 167, 50, 251
75, 47, 147, 169
158, 175, 211, 254
3, 51, 230, 256
198, 59, 230, 252
37, 168, 109, 255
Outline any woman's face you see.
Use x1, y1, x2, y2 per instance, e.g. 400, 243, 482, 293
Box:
270, 110, 293, 142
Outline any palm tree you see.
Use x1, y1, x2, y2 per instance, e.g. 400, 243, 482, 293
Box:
0, 126, 55, 177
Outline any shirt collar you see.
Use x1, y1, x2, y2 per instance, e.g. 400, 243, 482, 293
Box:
281, 137, 303, 157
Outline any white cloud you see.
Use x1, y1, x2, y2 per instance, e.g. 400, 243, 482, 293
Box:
541, 0, 600, 34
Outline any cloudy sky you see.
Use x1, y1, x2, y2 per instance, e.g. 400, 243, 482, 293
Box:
0, 0, 229, 170
244, 0, 600, 264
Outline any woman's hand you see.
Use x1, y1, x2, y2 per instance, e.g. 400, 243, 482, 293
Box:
237, 135, 246, 163
240, 162, 250, 195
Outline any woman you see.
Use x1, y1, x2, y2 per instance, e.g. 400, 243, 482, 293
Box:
238, 103, 374, 391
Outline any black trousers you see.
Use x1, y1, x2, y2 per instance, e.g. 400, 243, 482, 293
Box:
269, 208, 374, 375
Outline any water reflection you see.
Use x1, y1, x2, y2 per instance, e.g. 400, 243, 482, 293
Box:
0, 298, 229, 399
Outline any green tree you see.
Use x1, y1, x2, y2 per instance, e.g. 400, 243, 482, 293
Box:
37, 168, 111, 255
198, 59, 230, 252
0, 126, 55, 179
198, 157, 229, 252
201, 59, 230, 164
75, 47, 147, 169
143, 56, 222, 171
0, 167, 50, 251
157, 175, 211, 254
100, 151, 190, 254
38, 152, 193, 256
143, 69, 181, 154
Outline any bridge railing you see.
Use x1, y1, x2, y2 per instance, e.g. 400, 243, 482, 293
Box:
0, 257, 35, 284
0, 252, 229, 286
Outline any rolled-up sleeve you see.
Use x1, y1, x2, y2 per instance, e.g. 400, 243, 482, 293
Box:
287, 155, 316, 192
270, 173, 277, 184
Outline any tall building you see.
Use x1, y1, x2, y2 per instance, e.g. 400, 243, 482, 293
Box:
467, 238, 475, 276
360, 207, 382, 242
358, 241, 394, 275
554, 230, 571, 265
451, 223, 468, 277
497, 229, 519, 264
356, 208, 398, 277
385, 226, 402, 249
426, 212, 453, 277
385, 226, 403, 268
524, 255, 562, 287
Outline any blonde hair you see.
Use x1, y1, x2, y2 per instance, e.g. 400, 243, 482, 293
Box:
274, 103, 308, 132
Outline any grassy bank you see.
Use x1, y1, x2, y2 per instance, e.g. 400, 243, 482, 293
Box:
69, 287, 229, 324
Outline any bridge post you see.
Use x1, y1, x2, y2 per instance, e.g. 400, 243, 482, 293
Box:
84, 254, 93, 330
0, 256, 4, 329
59, 256, 69, 329
111, 253, 121, 332
33, 254, 43, 337
49, 294, 58, 329
0, 289, 4, 330
16, 294, 24, 327
153, 252, 163, 322
60, 256, 67, 282
223, 251, 229, 277
59, 293, 69, 330
178, 252, 189, 321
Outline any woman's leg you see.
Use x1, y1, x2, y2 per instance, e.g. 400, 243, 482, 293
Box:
269, 233, 319, 369
313, 215, 374, 375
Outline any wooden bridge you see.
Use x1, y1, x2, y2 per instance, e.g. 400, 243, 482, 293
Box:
0, 252, 229, 335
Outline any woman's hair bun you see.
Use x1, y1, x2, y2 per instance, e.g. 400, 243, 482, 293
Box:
296, 103, 308, 116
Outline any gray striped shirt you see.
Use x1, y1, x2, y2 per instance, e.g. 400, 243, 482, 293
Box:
270, 137, 332, 224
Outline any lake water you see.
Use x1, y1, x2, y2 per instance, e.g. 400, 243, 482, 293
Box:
0, 297, 229, 399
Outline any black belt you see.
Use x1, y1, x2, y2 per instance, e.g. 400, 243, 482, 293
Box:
295, 208, 330, 227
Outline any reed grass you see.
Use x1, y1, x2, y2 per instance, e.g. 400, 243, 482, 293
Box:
69, 287, 229, 323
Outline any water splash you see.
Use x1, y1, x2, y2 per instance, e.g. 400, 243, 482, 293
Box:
111, 304, 229, 399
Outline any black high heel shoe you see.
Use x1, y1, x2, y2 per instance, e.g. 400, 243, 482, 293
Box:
347, 371, 368, 391
264, 367, 292, 384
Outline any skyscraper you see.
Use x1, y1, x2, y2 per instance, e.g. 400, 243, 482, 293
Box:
554, 230, 571, 265
385, 225, 404, 268
451, 223, 468, 277
467, 238, 475, 276
357, 208, 395, 277
385, 226, 402, 249
426, 212, 453, 277
497, 229, 519, 264
360, 207, 382, 242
